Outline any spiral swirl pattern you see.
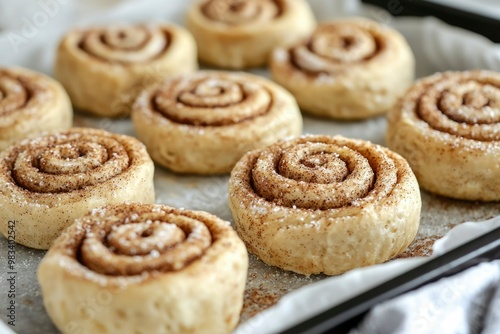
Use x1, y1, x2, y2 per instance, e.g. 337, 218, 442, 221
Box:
248, 136, 398, 210
0, 69, 52, 124
132, 70, 301, 174
38, 203, 247, 334
71, 205, 214, 276
78, 24, 170, 63
150, 72, 272, 126
0, 127, 154, 250
410, 71, 500, 141
289, 21, 385, 74
202, 0, 281, 25
0, 72, 29, 118
6, 129, 134, 193
229, 135, 421, 275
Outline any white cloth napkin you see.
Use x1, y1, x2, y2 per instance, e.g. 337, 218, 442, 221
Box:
352, 260, 500, 334
235, 216, 500, 334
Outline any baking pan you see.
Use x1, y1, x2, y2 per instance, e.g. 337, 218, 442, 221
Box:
280, 226, 500, 334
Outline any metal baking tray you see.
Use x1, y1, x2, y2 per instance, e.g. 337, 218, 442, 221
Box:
1, 108, 499, 333
281, 225, 500, 333
1, 1, 500, 333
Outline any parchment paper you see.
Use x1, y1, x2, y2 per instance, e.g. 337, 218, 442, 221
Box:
0, 1, 500, 333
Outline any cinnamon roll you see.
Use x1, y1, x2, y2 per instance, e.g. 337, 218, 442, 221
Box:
186, 0, 315, 69
0, 67, 72, 151
229, 135, 421, 275
132, 71, 302, 174
55, 23, 197, 117
0, 128, 155, 249
387, 70, 500, 201
38, 203, 248, 334
270, 18, 415, 119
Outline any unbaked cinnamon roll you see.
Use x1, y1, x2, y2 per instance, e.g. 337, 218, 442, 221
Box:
186, 0, 315, 69
132, 70, 302, 174
55, 23, 197, 117
38, 203, 248, 334
229, 135, 421, 275
387, 70, 500, 201
0, 67, 72, 151
270, 18, 415, 119
0, 128, 155, 249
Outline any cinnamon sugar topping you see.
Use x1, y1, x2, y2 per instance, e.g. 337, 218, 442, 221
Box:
146, 72, 272, 126
284, 21, 387, 75
0, 128, 142, 194
249, 135, 398, 209
59, 204, 221, 277
76, 24, 171, 64
409, 71, 500, 141
0, 68, 54, 126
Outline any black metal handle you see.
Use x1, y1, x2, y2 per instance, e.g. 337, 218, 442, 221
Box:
361, 0, 500, 43
280, 225, 500, 334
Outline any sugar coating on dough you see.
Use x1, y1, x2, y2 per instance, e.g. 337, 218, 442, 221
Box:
270, 18, 415, 119
186, 0, 316, 69
38, 204, 248, 334
55, 23, 197, 117
387, 70, 500, 201
229, 135, 421, 275
132, 70, 303, 174
0, 67, 72, 151
0, 128, 155, 249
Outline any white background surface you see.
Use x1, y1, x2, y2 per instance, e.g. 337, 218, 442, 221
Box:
1, 0, 500, 75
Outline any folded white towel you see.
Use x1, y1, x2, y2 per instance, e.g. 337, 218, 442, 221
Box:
353, 260, 500, 334
235, 216, 500, 334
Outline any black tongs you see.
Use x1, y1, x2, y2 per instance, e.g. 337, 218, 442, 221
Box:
279, 225, 500, 334
361, 0, 500, 43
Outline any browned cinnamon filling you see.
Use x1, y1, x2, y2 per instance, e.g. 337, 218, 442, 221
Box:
76, 25, 171, 64
202, 0, 283, 25
0, 70, 42, 118
149, 74, 273, 126
69, 205, 213, 276
6, 131, 132, 193
249, 136, 398, 210
412, 72, 500, 141
288, 23, 386, 76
